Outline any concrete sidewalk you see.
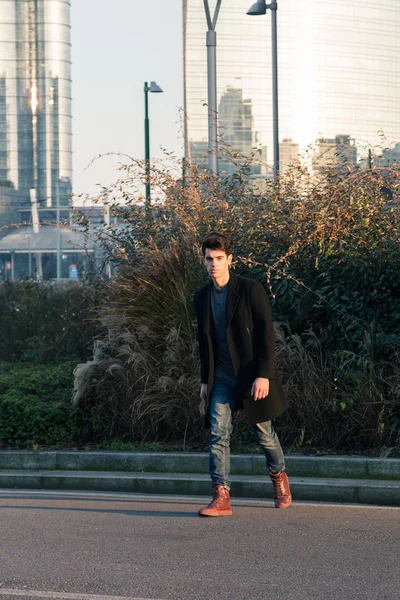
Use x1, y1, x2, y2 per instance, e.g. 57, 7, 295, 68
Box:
0, 450, 399, 506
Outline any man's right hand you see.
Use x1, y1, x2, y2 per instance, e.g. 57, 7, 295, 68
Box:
199, 384, 208, 416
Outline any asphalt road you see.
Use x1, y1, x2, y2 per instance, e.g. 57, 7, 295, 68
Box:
0, 490, 399, 600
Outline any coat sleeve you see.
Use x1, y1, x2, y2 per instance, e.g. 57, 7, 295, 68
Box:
194, 292, 209, 384
250, 282, 276, 380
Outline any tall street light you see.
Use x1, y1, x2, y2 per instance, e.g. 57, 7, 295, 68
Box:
144, 81, 163, 209
247, 0, 279, 184
203, 0, 222, 174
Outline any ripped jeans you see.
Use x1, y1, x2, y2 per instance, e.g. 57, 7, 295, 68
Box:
209, 382, 285, 489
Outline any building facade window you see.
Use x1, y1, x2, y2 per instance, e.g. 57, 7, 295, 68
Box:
183, 0, 400, 174
0, 0, 72, 210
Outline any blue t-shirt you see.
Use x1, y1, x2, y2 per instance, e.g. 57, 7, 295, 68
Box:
211, 282, 236, 388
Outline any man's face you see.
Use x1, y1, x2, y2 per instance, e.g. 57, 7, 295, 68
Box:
204, 248, 232, 282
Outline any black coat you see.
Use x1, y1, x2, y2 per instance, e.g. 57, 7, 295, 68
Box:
194, 272, 287, 425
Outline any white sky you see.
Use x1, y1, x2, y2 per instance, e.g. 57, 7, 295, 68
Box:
71, 0, 184, 197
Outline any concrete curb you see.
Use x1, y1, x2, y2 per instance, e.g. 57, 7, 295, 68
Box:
0, 451, 399, 506
0, 451, 399, 479
0, 469, 399, 507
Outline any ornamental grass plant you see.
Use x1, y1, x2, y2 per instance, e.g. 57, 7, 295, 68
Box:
73, 240, 203, 446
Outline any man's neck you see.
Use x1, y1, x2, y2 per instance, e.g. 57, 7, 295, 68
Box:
212, 273, 230, 289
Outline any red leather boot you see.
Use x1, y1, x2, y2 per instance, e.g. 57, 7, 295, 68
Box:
270, 470, 292, 509
198, 485, 233, 517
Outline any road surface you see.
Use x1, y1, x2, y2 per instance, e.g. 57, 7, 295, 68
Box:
0, 491, 399, 600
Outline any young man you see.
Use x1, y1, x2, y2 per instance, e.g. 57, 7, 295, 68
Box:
194, 231, 291, 517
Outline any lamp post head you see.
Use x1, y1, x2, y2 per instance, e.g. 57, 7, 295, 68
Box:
144, 81, 163, 93
247, 0, 267, 15
149, 81, 163, 93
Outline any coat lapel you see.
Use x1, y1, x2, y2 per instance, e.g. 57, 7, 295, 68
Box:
226, 272, 240, 326
201, 282, 213, 333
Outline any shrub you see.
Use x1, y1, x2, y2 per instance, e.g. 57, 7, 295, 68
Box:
0, 280, 101, 363
72, 241, 204, 447
0, 362, 101, 447
86, 157, 400, 356
56, 156, 400, 451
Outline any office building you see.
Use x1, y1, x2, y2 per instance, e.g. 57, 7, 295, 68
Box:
183, 0, 400, 174
378, 143, 400, 167
312, 135, 358, 175
218, 86, 267, 177
0, 0, 72, 219
280, 139, 299, 172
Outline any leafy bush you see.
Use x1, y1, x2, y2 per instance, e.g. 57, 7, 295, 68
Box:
0, 361, 75, 402
86, 156, 400, 357
0, 280, 101, 363
0, 362, 101, 447
275, 327, 400, 451
3, 153, 399, 453
72, 156, 400, 452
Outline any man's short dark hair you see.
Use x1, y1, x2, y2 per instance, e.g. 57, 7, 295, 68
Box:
201, 232, 233, 256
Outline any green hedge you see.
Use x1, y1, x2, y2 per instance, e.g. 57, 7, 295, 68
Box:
0, 281, 101, 363
0, 362, 100, 448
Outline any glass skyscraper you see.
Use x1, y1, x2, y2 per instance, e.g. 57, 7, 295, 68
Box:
183, 0, 400, 171
0, 0, 72, 208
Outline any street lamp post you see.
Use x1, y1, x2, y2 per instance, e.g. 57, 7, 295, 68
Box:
247, 0, 279, 184
143, 81, 163, 210
56, 178, 61, 281
203, 0, 222, 174
26, 235, 32, 277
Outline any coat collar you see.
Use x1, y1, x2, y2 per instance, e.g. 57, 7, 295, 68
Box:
226, 272, 240, 326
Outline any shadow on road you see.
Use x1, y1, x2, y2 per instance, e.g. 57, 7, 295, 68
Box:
0, 492, 276, 511
0, 503, 200, 518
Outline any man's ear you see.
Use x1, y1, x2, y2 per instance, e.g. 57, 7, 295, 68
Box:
228, 254, 233, 266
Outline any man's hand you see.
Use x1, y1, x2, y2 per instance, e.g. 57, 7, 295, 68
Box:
251, 377, 269, 401
199, 384, 208, 416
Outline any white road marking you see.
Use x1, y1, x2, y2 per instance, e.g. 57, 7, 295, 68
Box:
0, 589, 166, 600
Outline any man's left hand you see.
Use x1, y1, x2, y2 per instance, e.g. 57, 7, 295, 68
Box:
251, 377, 270, 400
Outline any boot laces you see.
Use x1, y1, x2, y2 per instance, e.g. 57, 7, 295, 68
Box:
209, 486, 227, 506
273, 474, 286, 497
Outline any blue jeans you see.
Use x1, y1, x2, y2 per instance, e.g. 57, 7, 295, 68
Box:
209, 383, 285, 489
